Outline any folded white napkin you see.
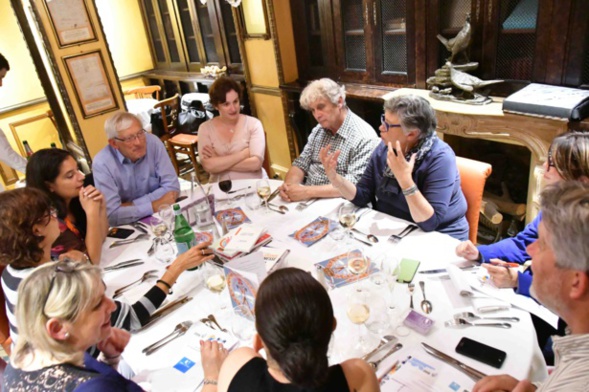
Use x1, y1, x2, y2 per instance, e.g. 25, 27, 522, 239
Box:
447, 265, 511, 313
447, 264, 473, 296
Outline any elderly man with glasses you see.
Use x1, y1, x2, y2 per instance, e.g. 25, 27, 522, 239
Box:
92, 112, 179, 226
320, 94, 469, 240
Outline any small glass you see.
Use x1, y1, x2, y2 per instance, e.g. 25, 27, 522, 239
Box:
256, 179, 271, 213
218, 174, 233, 206
149, 204, 175, 263
346, 286, 373, 356
338, 203, 357, 245
230, 304, 256, 344
347, 248, 369, 275
203, 263, 228, 310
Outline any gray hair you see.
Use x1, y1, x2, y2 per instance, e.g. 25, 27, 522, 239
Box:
540, 181, 589, 271
383, 95, 437, 138
104, 112, 142, 140
11, 260, 102, 368
300, 78, 346, 110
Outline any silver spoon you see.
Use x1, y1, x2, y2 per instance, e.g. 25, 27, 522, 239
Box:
419, 281, 433, 314
368, 343, 403, 369
454, 311, 519, 322
269, 203, 289, 213
267, 204, 286, 214
207, 314, 228, 332
351, 228, 379, 243
113, 270, 159, 298
445, 318, 511, 329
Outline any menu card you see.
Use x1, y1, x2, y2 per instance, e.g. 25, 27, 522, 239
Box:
289, 216, 338, 247
215, 207, 251, 230
223, 252, 267, 313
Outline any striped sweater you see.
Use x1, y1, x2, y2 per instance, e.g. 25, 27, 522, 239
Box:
1, 265, 166, 344
534, 333, 589, 391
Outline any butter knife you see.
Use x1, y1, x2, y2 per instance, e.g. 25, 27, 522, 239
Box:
134, 296, 193, 332
267, 188, 280, 203
421, 342, 487, 381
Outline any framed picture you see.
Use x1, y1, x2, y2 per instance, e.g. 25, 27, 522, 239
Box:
63, 51, 119, 118
237, 0, 270, 40
43, 0, 97, 47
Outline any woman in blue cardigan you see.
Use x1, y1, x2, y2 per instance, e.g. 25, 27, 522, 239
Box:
455, 131, 589, 295
320, 95, 468, 240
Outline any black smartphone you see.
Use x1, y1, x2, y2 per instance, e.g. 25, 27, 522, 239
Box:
107, 228, 134, 239
455, 337, 506, 369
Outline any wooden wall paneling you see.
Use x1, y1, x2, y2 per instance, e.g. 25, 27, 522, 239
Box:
413, 0, 426, 87
480, 0, 500, 80
543, 0, 571, 85
563, 0, 589, 86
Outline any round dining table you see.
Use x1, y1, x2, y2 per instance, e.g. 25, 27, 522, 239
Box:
101, 179, 548, 391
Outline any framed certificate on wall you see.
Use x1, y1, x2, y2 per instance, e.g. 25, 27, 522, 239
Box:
44, 0, 97, 47
63, 51, 118, 118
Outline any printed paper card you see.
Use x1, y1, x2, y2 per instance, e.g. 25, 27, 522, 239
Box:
314, 249, 378, 289
289, 216, 338, 247
215, 207, 251, 230
223, 252, 267, 313
194, 230, 214, 244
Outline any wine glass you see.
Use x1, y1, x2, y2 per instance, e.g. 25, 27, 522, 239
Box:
346, 286, 372, 355
346, 248, 369, 275
218, 173, 232, 206
203, 263, 228, 310
230, 304, 256, 345
338, 203, 357, 245
149, 204, 175, 263
256, 179, 271, 213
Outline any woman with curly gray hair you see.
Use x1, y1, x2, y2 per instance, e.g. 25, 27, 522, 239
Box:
321, 94, 468, 240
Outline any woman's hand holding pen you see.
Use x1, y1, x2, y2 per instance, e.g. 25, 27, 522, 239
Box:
482, 259, 519, 288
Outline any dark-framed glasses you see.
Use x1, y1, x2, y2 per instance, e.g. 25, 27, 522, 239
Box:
114, 129, 147, 144
42, 261, 78, 318
380, 114, 402, 133
546, 148, 555, 172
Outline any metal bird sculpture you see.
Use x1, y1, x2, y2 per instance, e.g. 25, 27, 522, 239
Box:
446, 62, 503, 93
437, 14, 472, 63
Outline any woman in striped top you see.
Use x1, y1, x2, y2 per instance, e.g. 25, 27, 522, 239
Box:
0, 188, 213, 344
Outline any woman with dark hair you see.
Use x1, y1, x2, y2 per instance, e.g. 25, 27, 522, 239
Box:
201, 268, 378, 391
0, 188, 214, 344
26, 148, 108, 263
198, 76, 266, 181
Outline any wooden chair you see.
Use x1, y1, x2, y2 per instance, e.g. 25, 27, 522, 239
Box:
456, 156, 492, 243
153, 94, 200, 177
123, 85, 161, 100
0, 266, 12, 356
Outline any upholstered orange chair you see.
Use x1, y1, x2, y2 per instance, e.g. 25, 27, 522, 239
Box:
456, 156, 492, 243
0, 266, 12, 355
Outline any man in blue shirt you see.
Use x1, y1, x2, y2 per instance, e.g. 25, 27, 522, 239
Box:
93, 112, 179, 226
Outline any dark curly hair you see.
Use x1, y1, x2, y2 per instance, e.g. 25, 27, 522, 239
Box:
255, 268, 333, 388
208, 76, 242, 107
0, 188, 53, 268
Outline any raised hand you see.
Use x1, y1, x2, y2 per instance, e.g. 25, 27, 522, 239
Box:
386, 141, 416, 189
319, 144, 340, 183
455, 240, 480, 261
482, 259, 518, 288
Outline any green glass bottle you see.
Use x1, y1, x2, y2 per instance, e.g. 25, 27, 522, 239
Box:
173, 204, 199, 269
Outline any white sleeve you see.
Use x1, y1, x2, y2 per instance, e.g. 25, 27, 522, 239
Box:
0, 129, 27, 173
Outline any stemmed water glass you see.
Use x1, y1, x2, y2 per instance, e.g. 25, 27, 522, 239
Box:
346, 286, 373, 355
203, 263, 228, 310
150, 204, 175, 263
346, 248, 370, 275
256, 179, 271, 213
338, 203, 357, 245
230, 304, 256, 345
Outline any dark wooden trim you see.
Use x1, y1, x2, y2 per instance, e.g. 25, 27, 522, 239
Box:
563, 0, 589, 86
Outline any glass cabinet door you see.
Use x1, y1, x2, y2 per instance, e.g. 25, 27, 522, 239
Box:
376, 0, 409, 79
177, 0, 201, 67
141, 0, 167, 66
193, 0, 220, 64
340, 0, 368, 72
156, 0, 186, 70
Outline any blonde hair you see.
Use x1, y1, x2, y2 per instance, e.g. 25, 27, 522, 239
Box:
11, 260, 102, 368
299, 78, 346, 110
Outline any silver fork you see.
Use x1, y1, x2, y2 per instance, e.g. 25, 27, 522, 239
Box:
113, 270, 159, 298
143, 321, 193, 355
296, 198, 318, 211
388, 225, 419, 244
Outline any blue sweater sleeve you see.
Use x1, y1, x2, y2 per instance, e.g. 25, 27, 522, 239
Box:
478, 213, 541, 264
77, 353, 143, 392
516, 271, 533, 297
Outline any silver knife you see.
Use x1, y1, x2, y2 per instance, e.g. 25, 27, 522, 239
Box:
103, 259, 143, 271
421, 342, 487, 380
362, 336, 397, 361
130, 222, 148, 234
103, 261, 144, 272
350, 233, 373, 247
134, 296, 193, 332
267, 188, 280, 203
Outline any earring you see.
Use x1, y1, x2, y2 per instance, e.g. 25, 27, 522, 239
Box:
64, 332, 70, 339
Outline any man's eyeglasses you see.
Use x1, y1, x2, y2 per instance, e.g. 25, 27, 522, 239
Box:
42, 261, 77, 318
114, 129, 147, 144
380, 114, 402, 133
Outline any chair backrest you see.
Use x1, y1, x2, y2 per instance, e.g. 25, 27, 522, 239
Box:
456, 156, 492, 243
153, 94, 180, 138
0, 266, 12, 355
123, 85, 161, 100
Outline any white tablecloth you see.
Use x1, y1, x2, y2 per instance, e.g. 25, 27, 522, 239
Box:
102, 179, 548, 390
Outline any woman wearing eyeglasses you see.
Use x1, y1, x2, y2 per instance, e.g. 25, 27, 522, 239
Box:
0, 188, 214, 346
26, 148, 108, 264
320, 94, 468, 240
456, 132, 589, 293
3, 260, 142, 391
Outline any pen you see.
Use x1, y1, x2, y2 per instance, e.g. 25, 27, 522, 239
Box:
419, 268, 446, 274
